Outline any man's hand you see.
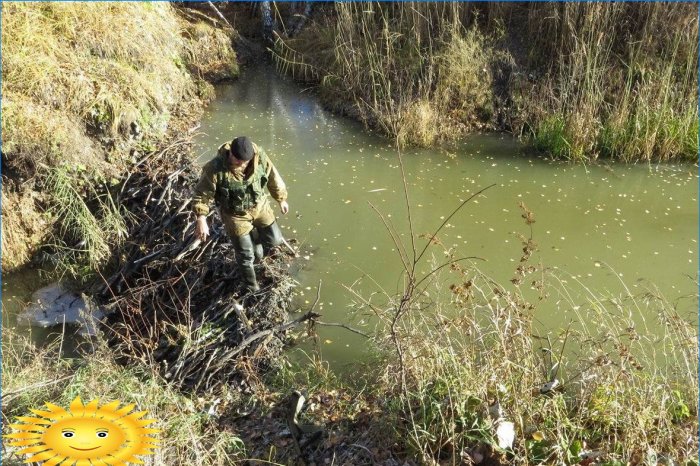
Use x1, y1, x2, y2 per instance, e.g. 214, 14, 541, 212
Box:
279, 200, 289, 215
195, 215, 209, 241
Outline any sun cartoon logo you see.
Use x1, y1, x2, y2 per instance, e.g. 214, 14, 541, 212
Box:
4, 397, 160, 465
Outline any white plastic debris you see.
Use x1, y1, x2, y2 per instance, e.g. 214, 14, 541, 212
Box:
17, 283, 104, 336
579, 450, 603, 460
495, 420, 515, 450
205, 398, 221, 417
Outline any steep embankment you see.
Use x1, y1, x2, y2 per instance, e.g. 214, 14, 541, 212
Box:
272, 2, 698, 163
1, 2, 237, 273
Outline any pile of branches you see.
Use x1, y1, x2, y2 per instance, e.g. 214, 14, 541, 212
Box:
95, 138, 298, 393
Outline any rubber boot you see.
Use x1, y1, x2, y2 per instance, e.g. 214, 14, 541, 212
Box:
249, 229, 264, 261
258, 221, 284, 256
232, 233, 260, 292
253, 243, 264, 261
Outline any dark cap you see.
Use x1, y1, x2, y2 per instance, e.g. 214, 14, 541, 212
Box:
230, 136, 255, 161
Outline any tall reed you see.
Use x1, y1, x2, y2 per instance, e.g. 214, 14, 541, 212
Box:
524, 2, 698, 162
273, 2, 698, 162
356, 193, 699, 464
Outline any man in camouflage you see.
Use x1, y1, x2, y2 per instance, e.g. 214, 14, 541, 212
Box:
193, 136, 289, 292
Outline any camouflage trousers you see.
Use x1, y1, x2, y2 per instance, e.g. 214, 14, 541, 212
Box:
221, 198, 276, 237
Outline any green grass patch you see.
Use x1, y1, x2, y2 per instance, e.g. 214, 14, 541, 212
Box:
41, 165, 128, 282
531, 115, 584, 161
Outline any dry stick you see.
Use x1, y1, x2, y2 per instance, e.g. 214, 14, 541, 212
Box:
133, 140, 184, 168
193, 348, 220, 392
396, 149, 418, 266
232, 303, 253, 332
175, 238, 202, 262
368, 202, 411, 275
252, 333, 275, 359
341, 283, 385, 318
1, 375, 74, 404
415, 256, 485, 291
349, 264, 393, 301
207, 1, 234, 29
314, 321, 369, 338
347, 443, 377, 466
179, 7, 222, 28
224, 310, 322, 360
386, 214, 412, 271
280, 236, 298, 256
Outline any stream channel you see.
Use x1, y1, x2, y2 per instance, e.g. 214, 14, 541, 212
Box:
4, 64, 698, 374
191, 64, 698, 371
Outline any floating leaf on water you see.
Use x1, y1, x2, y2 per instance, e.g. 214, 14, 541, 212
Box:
324, 339, 332, 344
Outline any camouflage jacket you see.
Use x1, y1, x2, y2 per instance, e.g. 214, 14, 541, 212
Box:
192, 142, 287, 217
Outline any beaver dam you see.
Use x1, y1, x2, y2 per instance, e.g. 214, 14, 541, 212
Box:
93, 136, 305, 393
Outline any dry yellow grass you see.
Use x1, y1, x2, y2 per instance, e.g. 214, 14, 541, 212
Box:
1, 92, 104, 176
1, 188, 49, 271
1, 2, 238, 272
397, 99, 439, 147
2, 3, 193, 145
180, 19, 239, 82
273, 2, 697, 161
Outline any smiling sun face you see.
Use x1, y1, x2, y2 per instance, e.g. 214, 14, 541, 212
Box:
4, 397, 159, 466
43, 417, 127, 459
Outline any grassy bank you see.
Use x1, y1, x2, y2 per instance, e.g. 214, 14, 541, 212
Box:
273, 2, 698, 163
372, 267, 698, 464
1, 329, 245, 465
1, 2, 238, 273
328, 198, 698, 464
4, 255, 696, 465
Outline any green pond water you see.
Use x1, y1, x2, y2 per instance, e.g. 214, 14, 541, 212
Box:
190, 65, 698, 370
3, 65, 697, 372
